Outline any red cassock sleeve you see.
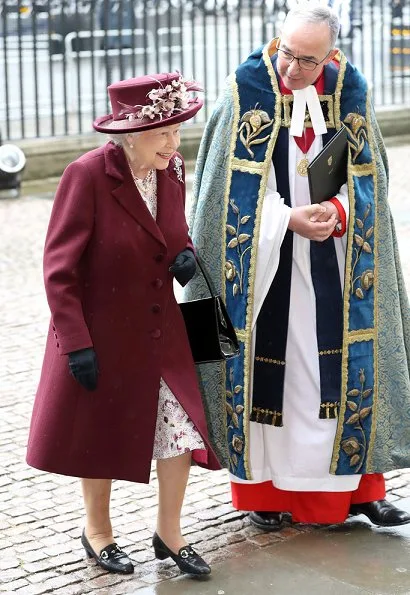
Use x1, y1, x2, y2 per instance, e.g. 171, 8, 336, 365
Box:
329, 196, 347, 238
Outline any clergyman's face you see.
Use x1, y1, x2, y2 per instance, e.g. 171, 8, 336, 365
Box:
277, 21, 338, 90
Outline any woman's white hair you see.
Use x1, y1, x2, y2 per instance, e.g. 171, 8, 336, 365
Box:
108, 131, 142, 147
108, 121, 184, 146
283, 3, 340, 48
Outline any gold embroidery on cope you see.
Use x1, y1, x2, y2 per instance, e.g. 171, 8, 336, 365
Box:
341, 368, 373, 472
344, 113, 368, 163
329, 54, 354, 473
230, 75, 254, 480
226, 199, 252, 296
365, 92, 379, 472
234, 329, 247, 342
226, 368, 245, 472
239, 109, 273, 159
348, 329, 374, 343
223, 74, 241, 476
350, 203, 374, 298
231, 158, 265, 174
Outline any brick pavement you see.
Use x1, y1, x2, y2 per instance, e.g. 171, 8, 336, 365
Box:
0, 143, 409, 594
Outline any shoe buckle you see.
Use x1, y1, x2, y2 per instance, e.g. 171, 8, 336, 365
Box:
180, 548, 190, 559
101, 550, 109, 560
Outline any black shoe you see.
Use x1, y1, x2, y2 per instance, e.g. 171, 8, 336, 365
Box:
349, 499, 410, 527
152, 532, 211, 576
81, 529, 134, 574
249, 511, 284, 531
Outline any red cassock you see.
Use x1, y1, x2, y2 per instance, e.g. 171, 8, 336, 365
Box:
231, 476, 386, 524
26, 142, 220, 483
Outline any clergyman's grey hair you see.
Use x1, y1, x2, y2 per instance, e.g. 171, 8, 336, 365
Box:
283, 4, 340, 48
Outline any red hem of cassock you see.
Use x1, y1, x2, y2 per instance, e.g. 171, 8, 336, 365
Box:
231, 474, 386, 524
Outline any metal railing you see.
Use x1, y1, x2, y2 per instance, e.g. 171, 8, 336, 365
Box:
1, 0, 409, 140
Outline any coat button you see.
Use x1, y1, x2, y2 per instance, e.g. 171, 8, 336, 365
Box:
154, 253, 164, 263
152, 278, 163, 289
152, 304, 161, 313
151, 328, 161, 339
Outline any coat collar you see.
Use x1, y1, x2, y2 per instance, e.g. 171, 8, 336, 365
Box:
104, 142, 181, 247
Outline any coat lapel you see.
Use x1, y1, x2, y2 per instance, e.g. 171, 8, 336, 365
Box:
104, 142, 166, 247
156, 167, 183, 234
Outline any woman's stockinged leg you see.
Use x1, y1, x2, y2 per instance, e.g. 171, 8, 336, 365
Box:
156, 451, 192, 553
81, 478, 114, 554
154, 451, 211, 576
81, 478, 134, 574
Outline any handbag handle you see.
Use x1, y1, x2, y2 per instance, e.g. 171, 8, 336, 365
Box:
195, 255, 217, 298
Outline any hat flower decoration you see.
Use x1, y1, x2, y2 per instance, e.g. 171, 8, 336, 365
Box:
93, 72, 204, 133
117, 76, 203, 123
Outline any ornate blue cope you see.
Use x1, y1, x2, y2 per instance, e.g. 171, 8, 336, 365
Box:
188, 41, 410, 481
251, 57, 344, 426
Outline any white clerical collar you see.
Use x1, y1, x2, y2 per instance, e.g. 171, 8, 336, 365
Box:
290, 85, 327, 137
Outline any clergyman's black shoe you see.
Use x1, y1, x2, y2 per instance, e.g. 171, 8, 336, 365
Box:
249, 511, 284, 531
81, 529, 134, 574
152, 532, 211, 575
349, 499, 410, 527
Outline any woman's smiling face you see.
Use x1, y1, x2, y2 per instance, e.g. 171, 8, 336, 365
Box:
128, 123, 181, 174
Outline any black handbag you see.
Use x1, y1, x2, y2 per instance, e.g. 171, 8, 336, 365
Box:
179, 257, 240, 364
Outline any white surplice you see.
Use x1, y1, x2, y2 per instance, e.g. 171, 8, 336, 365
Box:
231, 132, 360, 492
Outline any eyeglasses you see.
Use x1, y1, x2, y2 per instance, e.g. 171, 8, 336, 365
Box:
277, 47, 331, 71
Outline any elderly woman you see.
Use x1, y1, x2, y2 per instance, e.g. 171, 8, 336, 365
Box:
26, 72, 220, 576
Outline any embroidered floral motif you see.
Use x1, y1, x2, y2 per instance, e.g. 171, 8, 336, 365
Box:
344, 113, 368, 163
341, 368, 373, 472
350, 203, 374, 298
173, 155, 183, 183
226, 367, 245, 473
226, 199, 251, 296
117, 75, 202, 123
239, 108, 273, 158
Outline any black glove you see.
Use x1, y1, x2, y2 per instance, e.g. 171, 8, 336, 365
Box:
68, 348, 99, 391
169, 249, 197, 287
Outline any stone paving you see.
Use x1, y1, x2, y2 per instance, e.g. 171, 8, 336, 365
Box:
0, 142, 410, 594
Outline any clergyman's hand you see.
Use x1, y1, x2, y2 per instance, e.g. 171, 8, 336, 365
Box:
309, 200, 340, 224
288, 204, 337, 242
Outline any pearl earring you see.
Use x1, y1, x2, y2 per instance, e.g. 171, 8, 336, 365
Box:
129, 144, 134, 149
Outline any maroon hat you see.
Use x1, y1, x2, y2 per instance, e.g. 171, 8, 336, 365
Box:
93, 72, 203, 134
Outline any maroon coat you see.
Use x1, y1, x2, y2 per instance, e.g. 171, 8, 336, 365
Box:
26, 142, 220, 482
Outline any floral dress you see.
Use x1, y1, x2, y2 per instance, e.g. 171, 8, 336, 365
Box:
131, 166, 205, 460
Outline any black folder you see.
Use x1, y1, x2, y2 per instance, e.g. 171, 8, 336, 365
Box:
307, 127, 348, 204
